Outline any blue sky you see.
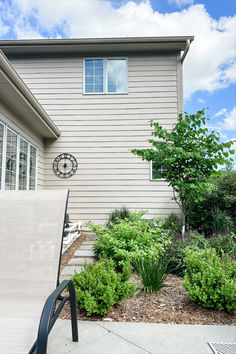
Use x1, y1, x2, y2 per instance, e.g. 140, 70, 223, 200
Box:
0, 0, 235, 166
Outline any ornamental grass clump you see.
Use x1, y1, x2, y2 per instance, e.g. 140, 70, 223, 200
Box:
106, 205, 132, 228
132, 256, 169, 294
71, 260, 135, 316
183, 248, 236, 313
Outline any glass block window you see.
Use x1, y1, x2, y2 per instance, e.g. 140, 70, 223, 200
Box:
0, 121, 37, 190
84, 58, 127, 94
150, 161, 167, 180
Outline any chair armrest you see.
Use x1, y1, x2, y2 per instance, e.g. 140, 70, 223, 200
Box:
30, 279, 78, 354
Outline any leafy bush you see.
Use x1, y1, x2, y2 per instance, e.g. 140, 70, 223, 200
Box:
71, 260, 135, 316
88, 211, 171, 268
207, 233, 236, 259
160, 213, 181, 236
183, 248, 236, 313
106, 206, 132, 228
186, 171, 236, 235
166, 231, 207, 276
132, 256, 169, 294
211, 208, 234, 235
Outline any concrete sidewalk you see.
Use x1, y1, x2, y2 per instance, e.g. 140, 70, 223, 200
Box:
47, 320, 236, 354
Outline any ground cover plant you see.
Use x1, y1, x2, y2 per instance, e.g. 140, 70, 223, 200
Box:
183, 248, 236, 313
71, 260, 135, 316
88, 211, 171, 268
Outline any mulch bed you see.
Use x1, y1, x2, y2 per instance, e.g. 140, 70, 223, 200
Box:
59, 235, 236, 326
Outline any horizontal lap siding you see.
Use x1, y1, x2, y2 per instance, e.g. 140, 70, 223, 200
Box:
11, 54, 179, 226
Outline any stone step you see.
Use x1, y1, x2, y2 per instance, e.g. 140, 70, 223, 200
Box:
74, 250, 95, 257
83, 241, 95, 244
68, 257, 94, 265
61, 265, 84, 276
80, 245, 94, 250
85, 236, 97, 241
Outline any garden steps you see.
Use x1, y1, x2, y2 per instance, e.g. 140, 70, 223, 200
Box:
60, 233, 97, 280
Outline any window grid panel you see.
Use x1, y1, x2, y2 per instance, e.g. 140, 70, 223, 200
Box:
0, 120, 38, 190
85, 59, 104, 93
84, 58, 127, 94
151, 161, 167, 180
18, 138, 28, 190
5, 128, 17, 190
29, 145, 37, 190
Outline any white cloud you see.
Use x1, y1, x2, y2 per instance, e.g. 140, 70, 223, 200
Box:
0, 19, 10, 36
197, 97, 205, 104
219, 107, 236, 131
214, 108, 228, 118
1, 0, 236, 99
169, 0, 194, 8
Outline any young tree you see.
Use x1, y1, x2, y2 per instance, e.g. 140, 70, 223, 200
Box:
131, 109, 235, 237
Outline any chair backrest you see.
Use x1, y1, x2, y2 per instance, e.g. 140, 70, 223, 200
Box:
0, 190, 68, 319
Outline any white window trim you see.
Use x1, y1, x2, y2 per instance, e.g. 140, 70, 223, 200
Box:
83, 57, 128, 95
149, 161, 166, 182
0, 119, 38, 190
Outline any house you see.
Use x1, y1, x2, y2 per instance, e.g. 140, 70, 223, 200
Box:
0, 36, 194, 226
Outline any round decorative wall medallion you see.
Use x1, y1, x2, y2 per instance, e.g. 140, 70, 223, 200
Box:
53, 153, 78, 178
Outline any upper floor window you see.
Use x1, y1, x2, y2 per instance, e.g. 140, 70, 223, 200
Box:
150, 161, 167, 181
84, 58, 128, 94
0, 120, 37, 190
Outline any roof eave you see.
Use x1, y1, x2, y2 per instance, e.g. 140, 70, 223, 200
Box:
0, 36, 194, 56
0, 49, 60, 138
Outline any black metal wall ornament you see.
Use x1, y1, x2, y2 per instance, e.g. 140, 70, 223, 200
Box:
53, 153, 78, 178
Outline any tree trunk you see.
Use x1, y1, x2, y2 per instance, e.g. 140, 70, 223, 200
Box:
181, 211, 186, 239
179, 193, 186, 239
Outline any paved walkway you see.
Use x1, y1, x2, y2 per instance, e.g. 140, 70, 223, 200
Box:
47, 320, 236, 354
60, 233, 97, 279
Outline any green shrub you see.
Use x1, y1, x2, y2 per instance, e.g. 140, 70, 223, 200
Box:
211, 208, 234, 235
207, 233, 236, 259
88, 211, 171, 268
106, 206, 132, 228
166, 231, 207, 276
132, 256, 169, 294
183, 248, 236, 313
160, 213, 181, 236
186, 171, 236, 235
71, 260, 135, 316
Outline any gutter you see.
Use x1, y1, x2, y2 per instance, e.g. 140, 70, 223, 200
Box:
181, 39, 191, 63
0, 36, 195, 47
0, 49, 60, 138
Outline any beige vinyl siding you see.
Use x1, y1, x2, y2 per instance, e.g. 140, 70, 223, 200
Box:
0, 100, 44, 189
11, 53, 180, 225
